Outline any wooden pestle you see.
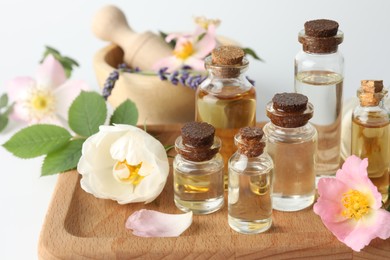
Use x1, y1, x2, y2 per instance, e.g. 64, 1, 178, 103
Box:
92, 5, 173, 70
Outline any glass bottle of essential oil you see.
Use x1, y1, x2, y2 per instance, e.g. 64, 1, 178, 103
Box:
263, 93, 317, 211
295, 19, 344, 178
173, 121, 224, 214
195, 46, 256, 186
228, 127, 273, 234
352, 80, 389, 203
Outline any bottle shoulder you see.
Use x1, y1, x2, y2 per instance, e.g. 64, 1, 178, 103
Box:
229, 152, 273, 174
353, 105, 389, 126
198, 76, 255, 96
263, 122, 317, 143
174, 153, 224, 170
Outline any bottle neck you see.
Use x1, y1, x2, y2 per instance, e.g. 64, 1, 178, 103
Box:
298, 29, 343, 54
204, 55, 249, 79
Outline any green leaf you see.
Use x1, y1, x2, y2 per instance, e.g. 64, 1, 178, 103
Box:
197, 32, 206, 42
159, 31, 176, 49
40, 46, 79, 77
3, 124, 71, 158
0, 93, 8, 109
243, 47, 264, 62
4, 103, 14, 116
0, 114, 8, 133
68, 91, 107, 137
110, 99, 138, 125
41, 138, 85, 176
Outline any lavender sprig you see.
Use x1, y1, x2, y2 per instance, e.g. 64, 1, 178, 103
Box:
102, 64, 254, 100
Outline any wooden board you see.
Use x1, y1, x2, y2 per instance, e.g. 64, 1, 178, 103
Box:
38, 125, 390, 259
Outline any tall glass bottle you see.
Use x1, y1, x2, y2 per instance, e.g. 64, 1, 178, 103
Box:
263, 93, 317, 211
173, 122, 224, 214
228, 126, 273, 234
295, 19, 344, 178
351, 80, 389, 203
196, 46, 256, 185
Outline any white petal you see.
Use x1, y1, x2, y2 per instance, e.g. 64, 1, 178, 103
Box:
53, 80, 90, 120
125, 210, 193, 237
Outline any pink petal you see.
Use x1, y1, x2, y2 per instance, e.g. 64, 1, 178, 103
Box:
152, 56, 182, 73
165, 33, 191, 43
316, 177, 349, 204
125, 209, 192, 237
6, 77, 36, 100
194, 26, 217, 58
337, 156, 382, 209
11, 102, 30, 122
342, 209, 390, 251
184, 57, 206, 71
36, 54, 67, 90
53, 80, 90, 120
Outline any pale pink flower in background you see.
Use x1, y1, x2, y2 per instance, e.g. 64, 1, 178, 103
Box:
152, 24, 218, 72
314, 155, 390, 251
6, 54, 89, 125
126, 209, 192, 237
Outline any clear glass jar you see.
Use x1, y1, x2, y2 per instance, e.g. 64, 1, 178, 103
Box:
263, 93, 317, 211
228, 127, 273, 234
352, 80, 389, 203
173, 122, 224, 214
294, 19, 344, 178
196, 46, 256, 186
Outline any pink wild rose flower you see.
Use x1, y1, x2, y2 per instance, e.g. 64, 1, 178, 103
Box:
7, 54, 89, 126
152, 25, 217, 72
314, 155, 390, 251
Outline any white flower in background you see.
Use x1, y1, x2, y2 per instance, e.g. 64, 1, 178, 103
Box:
77, 124, 169, 204
126, 209, 193, 237
6, 54, 89, 125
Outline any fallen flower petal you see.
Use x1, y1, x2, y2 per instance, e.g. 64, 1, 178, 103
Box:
314, 155, 390, 251
125, 209, 193, 237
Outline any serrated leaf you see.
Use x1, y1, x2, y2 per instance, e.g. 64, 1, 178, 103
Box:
110, 99, 138, 125
243, 47, 264, 62
41, 138, 85, 176
2, 124, 71, 158
0, 114, 8, 132
0, 93, 8, 109
68, 91, 107, 137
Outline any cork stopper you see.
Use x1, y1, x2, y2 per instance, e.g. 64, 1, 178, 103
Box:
304, 19, 339, 37
181, 121, 215, 147
272, 93, 308, 113
236, 127, 265, 157
177, 122, 219, 162
359, 80, 384, 106
299, 19, 343, 54
267, 93, 313, 128
212, 46, 245, 65
207, 46, 246, 78
360, 80, 383, 93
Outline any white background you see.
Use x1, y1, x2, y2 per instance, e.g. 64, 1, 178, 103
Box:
0, 0, 389, 259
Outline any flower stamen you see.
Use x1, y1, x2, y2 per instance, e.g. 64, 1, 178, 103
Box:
113, 160, 144, 185
174, 41, 194, 60
341, 190, 370, 220
23, 87, 56, 121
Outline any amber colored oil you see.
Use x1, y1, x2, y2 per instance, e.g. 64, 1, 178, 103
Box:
196, 87, 256, 184
352, 117, 389, 203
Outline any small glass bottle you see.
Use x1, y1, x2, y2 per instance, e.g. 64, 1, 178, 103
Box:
173, 121, 224, 214
295, 19, 344, 178
264, 93, 317, 211
196, 46, 256, 185
228, 126, 273, 234
351, 80, 389, 203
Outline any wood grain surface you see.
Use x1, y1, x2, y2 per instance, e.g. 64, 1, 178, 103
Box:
38, 125, 390, 259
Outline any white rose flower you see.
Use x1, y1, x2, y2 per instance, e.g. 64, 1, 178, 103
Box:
77, 124, 169, 204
